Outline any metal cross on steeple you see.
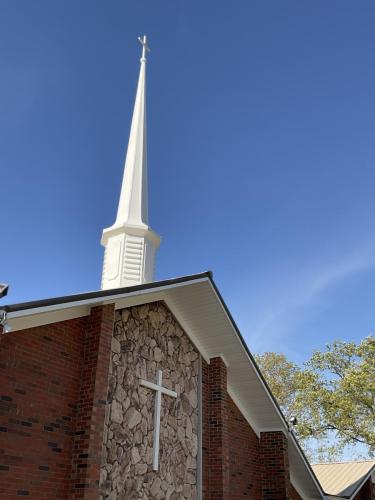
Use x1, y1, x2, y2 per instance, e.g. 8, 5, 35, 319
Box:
138, 35, 150, 62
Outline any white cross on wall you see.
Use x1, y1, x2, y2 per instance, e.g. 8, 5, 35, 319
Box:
140, 370, 177, 471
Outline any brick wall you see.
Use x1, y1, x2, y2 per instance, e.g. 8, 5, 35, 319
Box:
0, 304, 115, 500
0, 316, 86, 499
228, 395, 262, 499
202, 356, 298, 500
70, 304, 114, 500
260, 431, 290, 499
206, 356, 230, 499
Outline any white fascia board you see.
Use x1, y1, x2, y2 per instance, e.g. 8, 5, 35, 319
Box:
6, 277, 211, 332
6, 305, 90, 332
206, 280, 289, 432
288, 430, 325, 499
289, 476, 311, 500
227, 383, 260, 436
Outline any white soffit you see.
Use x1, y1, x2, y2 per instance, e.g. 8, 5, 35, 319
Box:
162, 280, 284, 433
159, 279, 322, 499
289, 432, 323, 499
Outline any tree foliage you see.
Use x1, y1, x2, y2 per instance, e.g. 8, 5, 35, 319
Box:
254, 352, 300, 417
255, 337, 375, 460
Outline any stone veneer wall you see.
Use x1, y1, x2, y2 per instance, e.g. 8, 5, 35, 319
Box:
100, 301, 200, 500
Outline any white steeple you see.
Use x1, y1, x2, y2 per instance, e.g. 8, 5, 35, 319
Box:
101, 36, 161, 290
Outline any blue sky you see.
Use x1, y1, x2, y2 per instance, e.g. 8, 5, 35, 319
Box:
1, 1, 375, 363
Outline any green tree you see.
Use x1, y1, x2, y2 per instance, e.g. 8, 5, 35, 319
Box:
255, 337, 375, 460
254, 352, 300, 418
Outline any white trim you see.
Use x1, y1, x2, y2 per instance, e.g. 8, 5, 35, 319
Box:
6, 281, 213, 367
227, 384, 260, 436
289, 430, 325, 498
289, 474, 316, 500
7, 306, 90, 332
206, 280, 288, 432
289, 478, 308, 500
7, 278, 210, 320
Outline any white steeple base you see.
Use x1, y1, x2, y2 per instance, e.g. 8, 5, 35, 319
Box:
101, 224, 160, 289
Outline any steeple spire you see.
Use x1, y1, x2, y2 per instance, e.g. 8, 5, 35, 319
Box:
115, 36, 149, 228
101, 36, 160, 290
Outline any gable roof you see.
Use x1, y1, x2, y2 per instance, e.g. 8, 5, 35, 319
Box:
312, 461, 375, 499
2, 271, 324, 499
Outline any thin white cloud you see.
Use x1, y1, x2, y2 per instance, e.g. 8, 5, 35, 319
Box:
239, 246, 375, 352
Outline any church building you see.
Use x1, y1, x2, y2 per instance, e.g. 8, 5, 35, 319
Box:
0, 37, 373, 500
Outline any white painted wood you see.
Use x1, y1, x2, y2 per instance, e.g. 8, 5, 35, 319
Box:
140, 369, 177, 471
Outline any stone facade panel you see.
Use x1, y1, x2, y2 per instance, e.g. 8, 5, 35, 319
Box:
100, 302, 199, 499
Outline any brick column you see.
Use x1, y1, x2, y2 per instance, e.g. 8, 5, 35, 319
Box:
207, 357, 230, 499
70, 304, 115, 500
260, 431, 290, 500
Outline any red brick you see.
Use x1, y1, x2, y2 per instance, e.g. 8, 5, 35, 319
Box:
0, 316, 86, 499
0, 305, 115, 500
